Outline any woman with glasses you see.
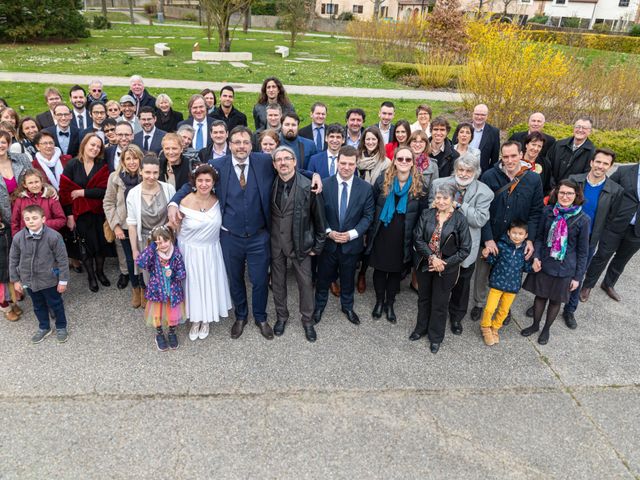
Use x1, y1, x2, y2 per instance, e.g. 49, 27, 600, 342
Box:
520, 179, 590, 345
366, 148, 428, 323
105, 100, 122, 120
101, 118, 118, 147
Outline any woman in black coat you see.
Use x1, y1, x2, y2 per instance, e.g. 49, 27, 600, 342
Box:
155, 94, 184, 133
411, 182, 472, 353
521, 179, 590, 345
366, 147, 428, 323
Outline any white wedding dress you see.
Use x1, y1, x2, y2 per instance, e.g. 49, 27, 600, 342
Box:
178, 202, 232, 323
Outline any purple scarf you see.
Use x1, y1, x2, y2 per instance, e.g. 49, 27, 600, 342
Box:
547, 204, 582, 261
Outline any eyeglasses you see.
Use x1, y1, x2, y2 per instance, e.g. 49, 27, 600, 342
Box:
55, 112, 71, 117
558, 191, 576, 197
574, 125, 591, 131
275, 156, 295, 163
92, 89, 102, 92
108, 108, 120, 111
38, 141, 55, 146
103, 128, 115, 133
395, 156, 413, 163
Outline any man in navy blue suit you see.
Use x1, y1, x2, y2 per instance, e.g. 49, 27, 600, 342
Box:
167, 126, 322, 340
104, 122, 134, 172
313, 145, 375, 326
133, 106, 166, 155
307, 123, 345, 179
44, 104, 80, 158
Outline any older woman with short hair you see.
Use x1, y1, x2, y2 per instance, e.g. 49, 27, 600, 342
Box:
155, 93, 184, 133
411, 182, 472, 353
159, 133, 193, 190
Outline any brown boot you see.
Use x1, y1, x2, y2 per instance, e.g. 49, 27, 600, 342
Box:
140, 288, 148, 308
330, 281, 341, 297
11, 303, 23, 316
131, 287, 142, 309
481, 326, 495, 346
3, 306, 19, 322
491, 327, 500, 344
357, 272, 366, 294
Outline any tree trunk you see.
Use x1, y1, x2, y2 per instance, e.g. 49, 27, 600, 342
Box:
218, 16, 231, 52
128, 0, 135, 25
101, 0, 108, 17
243, 5, 251, 33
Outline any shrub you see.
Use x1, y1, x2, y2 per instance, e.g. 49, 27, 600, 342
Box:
628, 24, 640, 37
592, 22, 611, 33
143, 3, 157, 15
337, 12, 354, 21
252, 0, 277, 15
527, 30, 640, 53
346, 17, 428, 64
508, 123, 640, 164
0, 0, 89, 42
92, 15, 111, 30
460, 21, 573, 130
562, 17, 581, 28
381, 62, 419, 79
381, 61, 464, 88
528, 15, 548, 25
415, 51, 464, 88
426, 0, 468, 57
183, 12, 197, 22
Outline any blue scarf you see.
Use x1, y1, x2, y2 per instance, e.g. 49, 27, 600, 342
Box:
380, 176, 412, 227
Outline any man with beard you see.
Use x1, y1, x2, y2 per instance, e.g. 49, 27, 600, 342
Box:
80, 101, 107, 143
69, 85, 92, 132
279, 112, 317, 169
429, 153, 493, 334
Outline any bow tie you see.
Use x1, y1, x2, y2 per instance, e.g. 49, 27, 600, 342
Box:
27, 231, 42, 240
59, 131, 69, 137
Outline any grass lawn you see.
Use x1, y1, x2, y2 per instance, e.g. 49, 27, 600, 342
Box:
82, 11, 132, 23
553, 44, 640, 66
0, 24, 405, 90
0, 82, 456, 129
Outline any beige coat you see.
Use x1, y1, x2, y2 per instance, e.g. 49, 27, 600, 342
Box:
103, 172, 130, 232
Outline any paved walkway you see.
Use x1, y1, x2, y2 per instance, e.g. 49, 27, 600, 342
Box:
0, 71, 463, 102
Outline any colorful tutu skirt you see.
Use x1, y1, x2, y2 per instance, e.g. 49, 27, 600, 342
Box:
144, 301, 186, 328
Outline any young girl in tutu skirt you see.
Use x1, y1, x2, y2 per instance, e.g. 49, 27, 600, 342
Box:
136, 225, 186, 351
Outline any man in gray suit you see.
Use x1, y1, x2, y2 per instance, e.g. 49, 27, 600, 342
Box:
429, 153, 494, 334
270, 146, 327, 342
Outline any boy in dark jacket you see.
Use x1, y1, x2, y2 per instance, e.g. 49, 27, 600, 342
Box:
9, 205, 70, 344
480, 221, 538, 346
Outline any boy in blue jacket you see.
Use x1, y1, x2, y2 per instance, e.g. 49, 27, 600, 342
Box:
480, 220, 539, 346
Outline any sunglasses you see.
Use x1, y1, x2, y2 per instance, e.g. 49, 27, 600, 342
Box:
92, 89, 102, 93
396, 156, 413, 163
103, 128, 115, 133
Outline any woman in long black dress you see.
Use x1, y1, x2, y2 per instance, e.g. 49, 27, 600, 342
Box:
60, 133, 111, 292
366, 147, 428, 323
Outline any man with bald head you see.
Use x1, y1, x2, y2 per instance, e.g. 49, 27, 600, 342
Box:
509, 112, 556, 160
453, 103, 500, 173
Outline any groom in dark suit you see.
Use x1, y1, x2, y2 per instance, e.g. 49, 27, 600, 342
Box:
313, 145, 375, 325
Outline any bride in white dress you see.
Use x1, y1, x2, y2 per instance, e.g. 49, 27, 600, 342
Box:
177, 164, 232, 341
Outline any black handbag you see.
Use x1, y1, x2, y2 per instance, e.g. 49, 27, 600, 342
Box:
440, 231, 459, 258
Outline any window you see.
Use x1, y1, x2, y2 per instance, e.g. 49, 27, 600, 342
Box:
353, 5, 363, 13
619, 0, 630, 6
321, 3, 338, 14
380, 6, 388, 17
520, 0, 531, 3
555, 0, 566, 4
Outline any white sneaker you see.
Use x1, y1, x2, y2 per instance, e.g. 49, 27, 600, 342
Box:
198, 322, 209, 339
189, 322, 201, 341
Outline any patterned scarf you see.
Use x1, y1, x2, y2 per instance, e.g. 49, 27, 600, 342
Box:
547, 203, 582, 261
415, 152, 430, 173
379, 176, 412, 227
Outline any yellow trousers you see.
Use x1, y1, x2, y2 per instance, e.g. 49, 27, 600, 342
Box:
480, 288, 516, 329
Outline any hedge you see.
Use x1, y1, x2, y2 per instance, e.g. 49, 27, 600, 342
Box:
382, 61, 464, 82
527, 30, 640, 54
508, 122, 640, 163
0, 0, 89, 42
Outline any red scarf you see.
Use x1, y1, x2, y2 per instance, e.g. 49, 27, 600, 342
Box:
59, 164, 110, 217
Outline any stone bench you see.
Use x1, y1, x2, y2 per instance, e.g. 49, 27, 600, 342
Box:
154, 42, 170, 56
192, 51, 252, 62
275, 45, 289, 58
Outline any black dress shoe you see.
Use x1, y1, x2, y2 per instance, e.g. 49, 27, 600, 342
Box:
451, 321, 463, 335
430, 342, 440, 354
503, 310, 512, 325
409, 331, 423, 341
470, 306, 482, 322
601, 283, 621, 301
563, 311, 577, 330
256, 321, 274, 340
304, 324, 317, 342
117, 273, 129, 289
386, 304, 397, 324
273, 319, 287, 336
371, 302, 385, 319
96, 273, 111, 287
537, 329, 550, 345
312, 309, 323, 325
521, 324, 539, 337
230, 319, 247, 339
341, 308, 360, 325
525, 306, 534, 318
88, 276, 99, 293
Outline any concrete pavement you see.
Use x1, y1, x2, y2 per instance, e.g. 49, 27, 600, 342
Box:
0, 71, 463, 102
0, 255, 638, 478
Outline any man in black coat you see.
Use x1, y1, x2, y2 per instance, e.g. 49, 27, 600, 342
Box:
509, 112, 556, 160
210, 85, 247, 132
128, 75, 156, 116
547, 116, 596, 190
580, 160, 640, 303
36, 87, 63, 130
452, 103, 500, 173
429, 116, 459, 178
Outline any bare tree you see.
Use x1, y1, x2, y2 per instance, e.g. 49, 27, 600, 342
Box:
128, 0, 135, 25
200, 0, 253, 52
276, 0, 313, 47
101, 0, 107, 18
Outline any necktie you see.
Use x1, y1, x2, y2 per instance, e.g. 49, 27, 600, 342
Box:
78, 115, 84, 130
196, 123, 204, 150
238, 163, 246, 190
143, 135, 150, 152
315, 127, 323, 151
339, 181, 348, 229
59, 131, 69, 137
329, 156, 336, 176
281, 183, 289, 209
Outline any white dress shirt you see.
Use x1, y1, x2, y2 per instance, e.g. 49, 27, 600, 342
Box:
326, 174, 358, 240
